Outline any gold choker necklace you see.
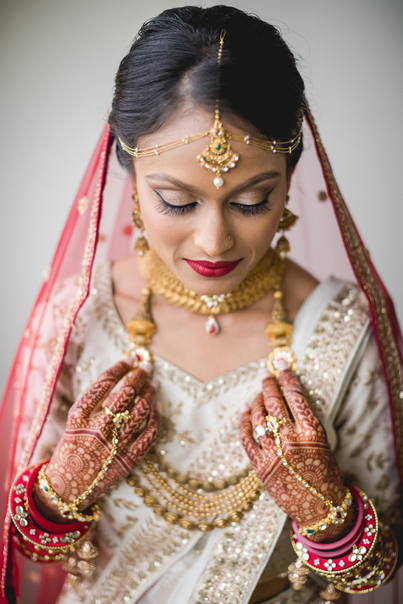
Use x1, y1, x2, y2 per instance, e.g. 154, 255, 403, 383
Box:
138, 247, 284, 335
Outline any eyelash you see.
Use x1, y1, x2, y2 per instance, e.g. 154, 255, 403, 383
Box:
155, 193, 273, 216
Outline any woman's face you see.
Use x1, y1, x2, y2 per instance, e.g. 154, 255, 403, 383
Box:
133, 107, 292, 296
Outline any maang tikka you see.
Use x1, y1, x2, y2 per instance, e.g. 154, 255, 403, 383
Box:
132, 192, 149, 256
196, 31, 239, 189
118, 32, 302, 189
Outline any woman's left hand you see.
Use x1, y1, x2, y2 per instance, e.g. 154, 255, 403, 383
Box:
240, 368, 354, 542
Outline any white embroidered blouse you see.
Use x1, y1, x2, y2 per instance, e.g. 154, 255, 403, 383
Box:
32, 263, 399, 604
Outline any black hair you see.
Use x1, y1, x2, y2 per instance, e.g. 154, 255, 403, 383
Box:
109, 5, 306, 173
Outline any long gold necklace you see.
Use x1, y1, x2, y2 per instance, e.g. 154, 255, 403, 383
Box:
124, 246, 295, 531
138, 246, 284, 335
126, 450, 263, 532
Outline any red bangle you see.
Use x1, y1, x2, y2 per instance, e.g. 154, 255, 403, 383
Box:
291, 487, 378, 575
9, 461, 94, 563
292, 484, 365, 557
27, 460, 85, 533
291, 488, 398, 594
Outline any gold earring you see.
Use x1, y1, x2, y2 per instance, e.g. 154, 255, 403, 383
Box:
266, 196, 298, 378
132, 192, 149, 256
275, 199, 298, 259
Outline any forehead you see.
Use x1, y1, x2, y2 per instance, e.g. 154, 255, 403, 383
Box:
133, 107, 287, 189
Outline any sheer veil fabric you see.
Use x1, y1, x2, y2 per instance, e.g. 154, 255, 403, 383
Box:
0, 108, 402, 603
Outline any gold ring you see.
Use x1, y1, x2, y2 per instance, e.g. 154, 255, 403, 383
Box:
104, 406, 130, 427
265, 413, 292, 434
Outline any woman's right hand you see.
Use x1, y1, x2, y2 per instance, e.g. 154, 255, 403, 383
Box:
34, 361, 160, 521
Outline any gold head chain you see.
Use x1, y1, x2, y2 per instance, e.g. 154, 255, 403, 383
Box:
118, 31, 302, 188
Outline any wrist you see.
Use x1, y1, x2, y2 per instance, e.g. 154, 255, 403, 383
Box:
295, 486, 354, 542
307, 504, 357, 544
289, 486, 398, 594
9, 461, 96, 563
33, 480, 73, 524
37, 463, 101, 522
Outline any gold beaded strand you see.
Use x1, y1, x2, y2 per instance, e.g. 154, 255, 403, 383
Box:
126, 452, 264, 532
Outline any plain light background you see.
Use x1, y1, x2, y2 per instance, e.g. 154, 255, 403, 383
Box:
1, 0, 402, 398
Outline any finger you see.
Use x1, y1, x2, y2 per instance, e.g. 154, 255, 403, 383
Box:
278, 369, 321, 431
128, 405, 161, 459
72, 361, 132, 419
250, 393, 268, 431
250, 393, 276, 454
262, 376, 290, 420
105, 368, 149, 415
240, 407, 263, 463
120, 383, 156, 440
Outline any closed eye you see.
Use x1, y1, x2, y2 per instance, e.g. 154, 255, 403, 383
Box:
155, 192, 198, 216
155, 192, 273, 216
230, 195, 273, 216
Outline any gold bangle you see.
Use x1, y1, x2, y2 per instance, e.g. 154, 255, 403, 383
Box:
298, 489, 353, 536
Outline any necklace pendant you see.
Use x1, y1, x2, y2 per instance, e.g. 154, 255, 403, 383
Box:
205, 315, 220, 336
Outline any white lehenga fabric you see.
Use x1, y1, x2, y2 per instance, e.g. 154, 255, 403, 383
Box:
31, 263, 399, 604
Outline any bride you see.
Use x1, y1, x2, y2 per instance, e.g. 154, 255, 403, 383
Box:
1, 6, 401, 604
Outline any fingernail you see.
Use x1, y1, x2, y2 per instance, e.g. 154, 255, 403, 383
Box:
277, 359, 290, 372
123, 356, 134, 367
240, 402, 249, 412
257, 368, 270, 381
150, 378, 159, 389
142, 362, 153, 374
156, 401, 162, 413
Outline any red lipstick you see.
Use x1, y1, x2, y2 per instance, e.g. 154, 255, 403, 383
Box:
185, 259, 242, 278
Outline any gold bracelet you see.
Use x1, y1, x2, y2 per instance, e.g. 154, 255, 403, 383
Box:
39, 406, 130, 521
298, 489, 353, 536
38, 465, 101, 522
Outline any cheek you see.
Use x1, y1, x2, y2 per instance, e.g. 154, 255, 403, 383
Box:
141, 203, 188, 251
235, 207, 283, 252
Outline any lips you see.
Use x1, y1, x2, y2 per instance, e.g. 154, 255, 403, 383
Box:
185, 259, 242, 278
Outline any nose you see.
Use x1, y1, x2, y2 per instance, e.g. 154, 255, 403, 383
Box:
193, 207, 233, 258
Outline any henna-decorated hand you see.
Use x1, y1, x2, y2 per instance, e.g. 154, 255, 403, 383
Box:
240, 367, 355, 543
35, 361, 160, 521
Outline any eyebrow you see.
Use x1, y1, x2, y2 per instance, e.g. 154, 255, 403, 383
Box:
145, 170, 281, 195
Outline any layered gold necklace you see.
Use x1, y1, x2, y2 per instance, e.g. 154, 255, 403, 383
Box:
124, 246, 294, 531
127, 450, 263, 532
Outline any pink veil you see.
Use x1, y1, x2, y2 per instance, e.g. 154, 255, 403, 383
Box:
0, 109, 402, 603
